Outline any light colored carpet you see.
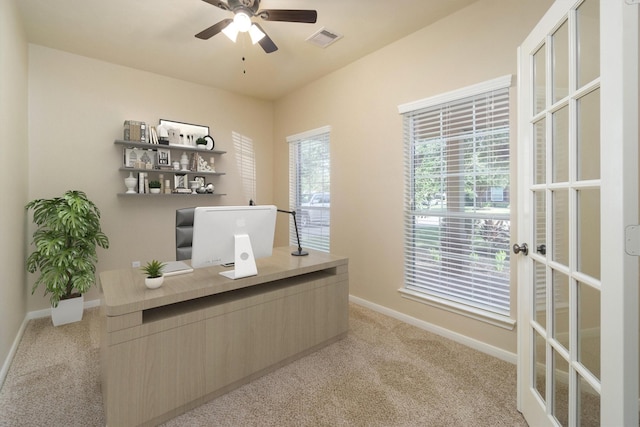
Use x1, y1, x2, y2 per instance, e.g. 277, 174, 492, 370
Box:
0, 303, 526, 426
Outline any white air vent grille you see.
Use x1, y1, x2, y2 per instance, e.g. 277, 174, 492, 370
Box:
306, 27, 343, 48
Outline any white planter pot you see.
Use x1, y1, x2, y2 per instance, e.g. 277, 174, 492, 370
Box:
149, 188, 161, 194
145, 275, 164, 289
51, 294, 84, 326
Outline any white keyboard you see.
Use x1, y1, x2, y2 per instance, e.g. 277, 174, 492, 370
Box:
162, 261, 194, 277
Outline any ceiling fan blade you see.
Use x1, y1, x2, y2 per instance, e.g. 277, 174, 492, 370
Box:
195, 19, 233, 40
253, 23, 278, 53
258, 9, 317, 24
201, 0, 230, 11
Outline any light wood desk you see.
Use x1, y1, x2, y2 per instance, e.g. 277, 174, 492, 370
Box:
99, 247, 349, 427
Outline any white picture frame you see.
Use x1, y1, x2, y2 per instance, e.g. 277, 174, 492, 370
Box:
156, 148, 171, 167
159, 119, 209, 148
174, 173, 187, 189
124, 148, 155, 168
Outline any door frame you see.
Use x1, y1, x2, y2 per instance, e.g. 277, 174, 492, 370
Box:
516, 1, 639, 425
599, 1, 638, 424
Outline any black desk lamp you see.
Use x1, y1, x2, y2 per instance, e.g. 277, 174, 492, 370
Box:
277, 209, 309, 256
249, 200, 308, 256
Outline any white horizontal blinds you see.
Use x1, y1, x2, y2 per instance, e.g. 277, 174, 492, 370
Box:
402, 84, 511, 316
288, 127, 331, 253
233, 131, 256, 203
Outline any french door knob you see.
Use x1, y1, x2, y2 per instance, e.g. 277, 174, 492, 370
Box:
513, 243, 529, 256
536, 244, 546, 255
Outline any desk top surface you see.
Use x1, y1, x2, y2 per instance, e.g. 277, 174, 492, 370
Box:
99, 247, 348, 317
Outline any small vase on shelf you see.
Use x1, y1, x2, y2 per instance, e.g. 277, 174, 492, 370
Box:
180, 152, 189, 171
124, 172, 137, 194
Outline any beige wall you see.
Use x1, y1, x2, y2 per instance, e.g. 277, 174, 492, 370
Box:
273, 0, 553, 353
26, 45, 274, 311
0, 0, 29, 373
6, 0, 555, 362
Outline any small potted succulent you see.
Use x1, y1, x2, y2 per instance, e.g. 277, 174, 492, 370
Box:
141, 260, 166, 289
148, 180, 162, 194
196, 137, 207, 149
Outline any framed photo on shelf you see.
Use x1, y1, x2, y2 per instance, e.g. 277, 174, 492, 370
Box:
159, 119, 209, 148
156, 148, 171, 167
138, 149, 155, 167
124, 148, 156, 169
123, 148, 137, 168
174, 173, 187, 189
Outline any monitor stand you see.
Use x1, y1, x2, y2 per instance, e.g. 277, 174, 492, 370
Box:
219, 234, 257, 280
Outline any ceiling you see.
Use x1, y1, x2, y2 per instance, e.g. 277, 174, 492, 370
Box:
17, 0, 478, 101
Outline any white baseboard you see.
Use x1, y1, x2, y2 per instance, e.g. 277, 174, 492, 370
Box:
0, 316, 29, 390
349, 295, 517, 364
26, 298, 100, 320
0, 298, 100, 389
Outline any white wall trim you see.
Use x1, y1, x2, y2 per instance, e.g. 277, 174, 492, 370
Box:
349, 295, 517, 364
0, 298, 100, 389
0, 316, 29, 389
397, 74, 513, 114
398, 288, 516, 330
285, 125, 331, 143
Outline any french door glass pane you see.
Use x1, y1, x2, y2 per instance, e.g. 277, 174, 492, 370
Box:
553, 106, 569, 183
534, 119, 546, 184
577, 88, 600, 181
533, 328, 547, 402
534, 260, 546, 328
578, 281, 601, 380
534, 44, 547, 114
578, 375, 600, 426
553, 349, 570, 426
534, 190, 546, 260
552, 20, 569, 103
553, 269, 570, 351
553, 189, 569, 266
578, 188, 600, 280
577, 0, 600, 88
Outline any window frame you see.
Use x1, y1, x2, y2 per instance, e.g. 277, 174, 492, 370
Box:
398, 76, 516, 329
287, 126, 331, 253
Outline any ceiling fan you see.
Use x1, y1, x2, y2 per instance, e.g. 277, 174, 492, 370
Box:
195, 0, 318, 53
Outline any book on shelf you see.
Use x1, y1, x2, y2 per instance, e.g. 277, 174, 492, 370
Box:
123, 120, 147, 142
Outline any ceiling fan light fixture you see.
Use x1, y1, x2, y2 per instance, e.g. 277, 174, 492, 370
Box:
222, 21, 239, 42
248, 24, 265, 44
233, 11, 252, 32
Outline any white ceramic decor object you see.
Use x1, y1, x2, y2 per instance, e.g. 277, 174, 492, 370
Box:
124, 172, 137, 194
145, 276, 164, 289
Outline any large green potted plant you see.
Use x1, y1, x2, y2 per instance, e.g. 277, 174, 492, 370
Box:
26, 190, 109, 325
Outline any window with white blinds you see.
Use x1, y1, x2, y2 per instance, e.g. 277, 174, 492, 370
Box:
399, 76, 511, 317
233, 131, 256, 203
287, 126, 331, 253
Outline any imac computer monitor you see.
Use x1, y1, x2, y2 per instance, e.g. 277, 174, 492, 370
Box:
191, 205, 277, 279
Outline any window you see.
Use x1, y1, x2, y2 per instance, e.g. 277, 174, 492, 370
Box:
399, 76, 512, 319
287, 126, 331, 253
233, 131, 256, 203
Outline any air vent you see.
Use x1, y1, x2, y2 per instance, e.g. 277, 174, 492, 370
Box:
306, 27, 343, 48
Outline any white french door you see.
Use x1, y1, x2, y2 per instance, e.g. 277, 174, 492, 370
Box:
516, 1, 638, 426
